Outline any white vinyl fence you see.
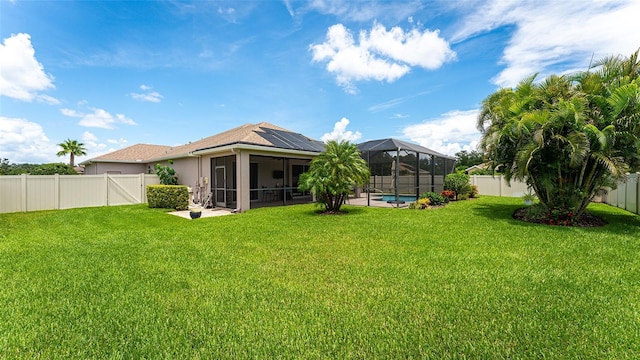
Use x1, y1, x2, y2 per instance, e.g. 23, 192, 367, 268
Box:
605, 173, 640, 215
470, 175, 530, 198
0, 174, 160, 214
470, 173, 640, 215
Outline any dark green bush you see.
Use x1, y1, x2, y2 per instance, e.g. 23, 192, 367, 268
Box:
420, 192, 449, 206
147, 185, 189, 210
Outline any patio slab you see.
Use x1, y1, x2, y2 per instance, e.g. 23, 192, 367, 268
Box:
169, 208, 235, 219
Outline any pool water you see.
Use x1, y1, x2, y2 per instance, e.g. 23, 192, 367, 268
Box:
373, 195, 418, 202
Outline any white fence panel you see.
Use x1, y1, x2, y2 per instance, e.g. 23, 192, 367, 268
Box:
470, 175, 529, 197
624, 173, 638, 214
59, 175, 107, 209
471, 173, 639, 216
0, 176, 23, 213
0, 174, 160, 214
26, 175, 57, 212
107, 174, 154, 206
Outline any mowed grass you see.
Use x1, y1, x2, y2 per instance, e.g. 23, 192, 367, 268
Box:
1, 197, 639, 358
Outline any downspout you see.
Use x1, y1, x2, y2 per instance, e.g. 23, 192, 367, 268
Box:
395, 147, 400, 205
367, 151, 370, 207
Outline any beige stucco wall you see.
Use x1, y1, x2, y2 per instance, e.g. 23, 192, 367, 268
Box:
84, 162, 148, 175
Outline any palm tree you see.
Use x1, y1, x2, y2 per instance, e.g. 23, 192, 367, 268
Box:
298, 140, 370, 213
477, 50, 640, 223
56, 139, 87, 167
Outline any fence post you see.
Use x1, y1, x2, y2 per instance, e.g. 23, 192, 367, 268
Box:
54, 174, 60, 210
636, 173, 640, 215
139, 173, 144, 204
21, 174, 27, 212
104, 173, 109, 206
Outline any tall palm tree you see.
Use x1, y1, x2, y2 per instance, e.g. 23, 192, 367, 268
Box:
56, 139, 87, 167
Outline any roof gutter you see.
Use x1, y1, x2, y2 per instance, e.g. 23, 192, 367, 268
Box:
190, 143, 321, 157
79, 159, 148, 166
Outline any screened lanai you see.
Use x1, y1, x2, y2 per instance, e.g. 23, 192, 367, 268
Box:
357, 139, 457, 205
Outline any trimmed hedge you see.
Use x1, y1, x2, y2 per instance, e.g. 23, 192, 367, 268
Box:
146, 185, 189, 211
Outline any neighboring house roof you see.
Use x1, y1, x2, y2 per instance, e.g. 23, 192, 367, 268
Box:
357, 138, 456, 160
465, 163, 489, 174
85, 144, 172, 163
81, 122, 324, 165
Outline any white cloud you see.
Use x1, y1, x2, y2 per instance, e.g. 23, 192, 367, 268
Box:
77, 132, 130, 163
60, 108, 137, 129
37, 94, 60, 105
453, 0, 640, 87
311, 22, 455, 93
130, 84, 163, 103
284, 0, 295, 17
0, 116, 57, 163
0, 33, 58, 103
307, 0, 421, 23
402, 109, 481, 156
391, 113, 409, 119
321, 117, 362, 143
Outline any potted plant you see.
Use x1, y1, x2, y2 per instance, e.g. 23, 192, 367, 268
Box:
522, 191, 536, 206
189, 207, 202, 219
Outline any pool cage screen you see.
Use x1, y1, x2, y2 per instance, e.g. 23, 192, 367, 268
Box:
357, 138, 457, 205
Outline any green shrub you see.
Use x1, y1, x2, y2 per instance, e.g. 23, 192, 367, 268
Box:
155, 162, 178, 185
469, 185, 479, 198
444, 173, 471, 200
147, 185, 189, 210
419, 192, 449, 206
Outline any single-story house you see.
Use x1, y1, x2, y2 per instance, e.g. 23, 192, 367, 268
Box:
81, 122, 457, 212
81, 122, 324, 212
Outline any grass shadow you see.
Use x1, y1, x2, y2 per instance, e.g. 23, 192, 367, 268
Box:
471, 202, 525, 224
587, 205, 640, 234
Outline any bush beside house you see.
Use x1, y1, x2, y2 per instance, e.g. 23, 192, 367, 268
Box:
147, 185, 189, 211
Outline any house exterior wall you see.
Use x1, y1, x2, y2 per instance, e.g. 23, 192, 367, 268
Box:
84, 162, 148, 175
164, 157, 199, 194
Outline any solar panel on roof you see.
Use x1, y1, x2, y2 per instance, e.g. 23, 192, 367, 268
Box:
257, 127, 325, 152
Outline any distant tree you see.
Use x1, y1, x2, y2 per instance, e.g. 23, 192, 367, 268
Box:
56, 139, 87, 167
31, 163, 78, 175
298, 140, 370, 213
0, 158, 9, 175
454, 150, 484, 168
0, 160, 77, 175
0, 161, 40, 175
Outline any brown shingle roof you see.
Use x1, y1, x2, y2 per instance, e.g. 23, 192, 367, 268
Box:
90, 144, 172, 162
84, 122, 321, 164
161, 122, 290, 157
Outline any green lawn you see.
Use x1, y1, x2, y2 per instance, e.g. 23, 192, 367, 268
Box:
1, 197, 639, 358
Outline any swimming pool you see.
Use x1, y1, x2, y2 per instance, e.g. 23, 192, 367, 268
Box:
372, 195, 418, 202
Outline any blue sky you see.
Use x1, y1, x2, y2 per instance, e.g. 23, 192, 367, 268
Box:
1, 0, 639, 164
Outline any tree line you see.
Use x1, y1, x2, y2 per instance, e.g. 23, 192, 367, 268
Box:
1, 139, 87, 175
